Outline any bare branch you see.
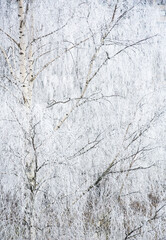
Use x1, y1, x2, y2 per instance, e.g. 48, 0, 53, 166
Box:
32, 36, 92, 81
68, 134, 103, 160
0, 83, 20, 101
32, 15, 73, 43
102, 4, 135, 42
54, 35, 155, 131
109, 164, 155, 174
47, 93, 124, 108
73, 152, 120, 204
0, 46, 17, 81
124, 204, 166, 239
0, 28, 20, 48
33, 47, 57, 62
72, 119, 155, 204
111, 0, 119, 23
8, 105, 27, 136
110, 35, 158, 60
125, 112, 160, 150
54, 52, 109, 131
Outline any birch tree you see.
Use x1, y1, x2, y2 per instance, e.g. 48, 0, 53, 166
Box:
0, 0, 165, 239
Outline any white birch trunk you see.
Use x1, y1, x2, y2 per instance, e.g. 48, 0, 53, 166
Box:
18, 1, 36, 239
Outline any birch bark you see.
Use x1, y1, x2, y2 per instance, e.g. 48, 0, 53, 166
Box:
18, 1, 36, 239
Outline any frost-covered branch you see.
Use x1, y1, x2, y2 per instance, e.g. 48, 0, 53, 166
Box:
47, 93, 124, 108
0, 46, 17, 81
124, 204, 166, 240
54, 34, 156, 131
32, 15, 73, 43
0, 28, 20, 48
68, 134, 103, 160
109, 164, 155, 174
33, 36, 92, 81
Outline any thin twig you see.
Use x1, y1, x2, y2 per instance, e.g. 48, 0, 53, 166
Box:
0, 28, 20, 48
